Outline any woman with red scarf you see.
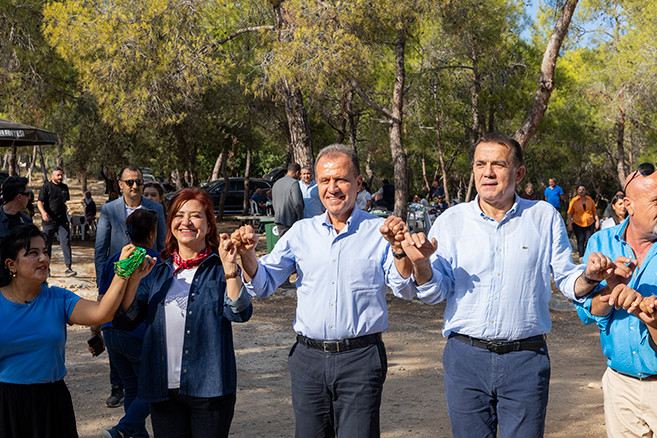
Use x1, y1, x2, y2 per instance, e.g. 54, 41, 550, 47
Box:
114, 188, 252, 438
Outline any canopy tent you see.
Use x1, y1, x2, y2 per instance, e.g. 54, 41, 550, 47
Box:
0, 118, 58, 147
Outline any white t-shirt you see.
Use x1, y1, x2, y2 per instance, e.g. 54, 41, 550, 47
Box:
164, 267, 197, 389
357, 190, 372, 210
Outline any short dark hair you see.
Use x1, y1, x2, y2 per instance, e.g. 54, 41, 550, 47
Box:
52, 166, 63, 174
0, 224, 45, 287
316, 144, 361, 177
472, 133, 523, 167
2, 176, 28, 202
287, 163, 301, 174
120, 165, 142, 180
125, 209, 158, 246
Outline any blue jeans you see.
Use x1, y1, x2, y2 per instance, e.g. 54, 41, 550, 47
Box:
103, 328, 150, 438
288, 340, 387, 438
443, 336, 550, 438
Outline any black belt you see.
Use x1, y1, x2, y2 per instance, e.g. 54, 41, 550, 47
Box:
296, 333, 381, 353
450, 333, 546, 354
611, 368, 657, 382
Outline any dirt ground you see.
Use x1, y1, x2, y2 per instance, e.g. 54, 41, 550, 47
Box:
49, 180, 608, 438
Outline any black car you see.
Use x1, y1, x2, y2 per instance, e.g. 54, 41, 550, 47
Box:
202, 178, 271, 214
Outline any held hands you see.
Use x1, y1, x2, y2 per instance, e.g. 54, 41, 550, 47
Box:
230, 225, 259, 254
379, 216, 408, 252
402, 232, 437, 264
129, 255, 156, 282
118, 243, 137, 261
583, 252, 616, 283
637, 295, 657, 329
600, 287, 657, 329
219, 233, 238, 264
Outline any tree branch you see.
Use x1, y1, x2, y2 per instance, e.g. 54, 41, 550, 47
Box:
351, 80, 394, 121
207, 25, 276, 53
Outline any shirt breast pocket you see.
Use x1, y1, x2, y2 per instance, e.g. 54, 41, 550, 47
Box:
343, 259, 379, 291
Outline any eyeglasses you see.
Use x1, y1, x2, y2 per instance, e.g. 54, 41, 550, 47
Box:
121, 179, 144, 187
19, 191, 30, 197
624, 162, 655, 192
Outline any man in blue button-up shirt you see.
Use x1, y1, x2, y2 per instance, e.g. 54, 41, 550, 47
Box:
573, 167, 657, 437
403, 133, 613, 438
232, 144, 416, 438
299, 166, 324, 218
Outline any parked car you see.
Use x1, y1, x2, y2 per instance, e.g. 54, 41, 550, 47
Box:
165, 178, 271, 215
262, 166, 286, 184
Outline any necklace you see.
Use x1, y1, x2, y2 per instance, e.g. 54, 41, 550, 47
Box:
2, 288, 34, 304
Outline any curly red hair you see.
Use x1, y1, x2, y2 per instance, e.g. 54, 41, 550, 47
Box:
161, 188, 219, 260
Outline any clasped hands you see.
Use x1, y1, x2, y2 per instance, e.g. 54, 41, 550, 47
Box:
586, 254, 657, 328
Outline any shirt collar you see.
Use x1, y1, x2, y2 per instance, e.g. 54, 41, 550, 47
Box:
321, 204, 361, 233
472, 194, 519, 222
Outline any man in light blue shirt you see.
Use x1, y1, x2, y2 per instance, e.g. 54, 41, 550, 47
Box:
298, 166, 324, 218
232, 144, 416, 438
404, 133, 612, 438
573, 165, 657, 437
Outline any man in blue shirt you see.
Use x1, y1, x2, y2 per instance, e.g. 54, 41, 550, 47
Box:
544, 177, 564, 210
298, 166, 324, 218
232, 143, 416, 438
403, 133, 613, 438
573, 165, 657, 437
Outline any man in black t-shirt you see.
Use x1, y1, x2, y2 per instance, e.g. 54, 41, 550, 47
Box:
37, 166, 76, 277
0, 176, 32, 240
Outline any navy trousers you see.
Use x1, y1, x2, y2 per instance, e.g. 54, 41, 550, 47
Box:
443, 336, 550, 438
288, 340, 387, 438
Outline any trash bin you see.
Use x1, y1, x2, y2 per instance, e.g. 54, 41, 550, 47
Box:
265, 222, 280, 253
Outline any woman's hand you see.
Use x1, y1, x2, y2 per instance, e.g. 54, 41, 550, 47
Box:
219, 233, 238, 265
230, 225, 259, 254
118, 243, 136, 261
128, 255, 157, 283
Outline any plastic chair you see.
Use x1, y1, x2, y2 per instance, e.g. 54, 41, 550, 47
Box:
70, 215, 86, 240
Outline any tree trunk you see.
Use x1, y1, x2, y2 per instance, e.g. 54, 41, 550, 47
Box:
390, 30, 408, 219
37, 146, 48, 183
217, 144, 230, 221
514, 0, 579, 149
79, 168, 88, 193
365, 151, 374, 186
211, 149, 224, 182
27, 146, 38, 183
56, 143, 63, 169
273, 2, 314, 168
243, 146, 252, 215
466, 49, 483, 203
348, 107, 359, 151
9, 146, 17, 176
432, 81, 451, 205
615, 109, 626, 186
336, 83, 348, 144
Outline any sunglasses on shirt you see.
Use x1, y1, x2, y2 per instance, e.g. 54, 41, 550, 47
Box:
623, 162, 655, 192
120, 179, 144, 187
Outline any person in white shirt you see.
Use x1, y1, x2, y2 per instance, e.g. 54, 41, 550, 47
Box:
357, 180, 372, 211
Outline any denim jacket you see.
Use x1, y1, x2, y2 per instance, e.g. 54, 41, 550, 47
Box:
114, 253, 252, 402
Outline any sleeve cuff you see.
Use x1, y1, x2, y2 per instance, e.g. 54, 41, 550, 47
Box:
226, 285, 252, 313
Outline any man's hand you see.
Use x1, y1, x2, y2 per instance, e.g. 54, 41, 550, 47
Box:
379, 216, 408, 253
42, 212, 50, 223
584, 252, 615, 283
605, 256, 636, 290
637, 295, 657, 329
401, 232, 437, 264
231, 225, 259, 254
599, 284, 643, 313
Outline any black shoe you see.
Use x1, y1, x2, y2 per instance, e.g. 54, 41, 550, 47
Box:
106, 387, 124, 408
64, 268, 77, 277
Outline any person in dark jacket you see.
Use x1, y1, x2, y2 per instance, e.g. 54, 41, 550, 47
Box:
114, 188, 252, 438
0, 176, 32, 241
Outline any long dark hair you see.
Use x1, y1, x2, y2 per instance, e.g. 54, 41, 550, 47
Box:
162, 188, 219, 260
0, 224, 46, 287
609, 193, 626, 225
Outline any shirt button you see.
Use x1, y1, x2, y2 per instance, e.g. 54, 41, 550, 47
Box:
332, 259, 336, 262
185, 350, 189, 354
183, 369, 187, 373
633, 351, 637, 355
331, 281, 335, 285
329, 303, 334, 307
630, 326, 634, 330
493, 296, 498, 300
496, 272, 501, 276
188, 310, 193, 315
490, 320, 494, 323
329, 324, 333, 328
186, 330, 191, 334
497, 248, 502, 252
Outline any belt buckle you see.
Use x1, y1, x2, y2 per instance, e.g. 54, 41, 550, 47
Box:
487, 341, 511, 354
323, 341, 340, 353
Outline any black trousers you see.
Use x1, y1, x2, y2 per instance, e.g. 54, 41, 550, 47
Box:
572, 223, 595, 258
288, 340, 387, 438
150, 390, 236, 438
